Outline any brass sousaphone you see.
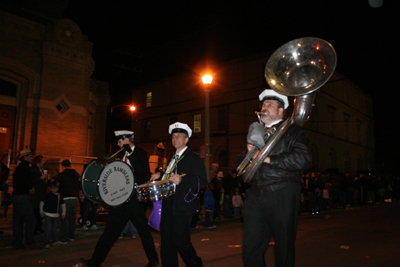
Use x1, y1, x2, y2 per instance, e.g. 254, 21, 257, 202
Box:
237, 37, 337, 182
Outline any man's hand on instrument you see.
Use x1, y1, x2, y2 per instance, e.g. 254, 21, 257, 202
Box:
247, 143, 269, 163
247, 143, 255, 152
150, 172, 160, 181
123, 144, 132, 153
168, 173, 182, 185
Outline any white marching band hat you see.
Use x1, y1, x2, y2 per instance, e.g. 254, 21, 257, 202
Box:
168, 122, 192, 138
114, 130, 134, 139
258, 89, 289, 110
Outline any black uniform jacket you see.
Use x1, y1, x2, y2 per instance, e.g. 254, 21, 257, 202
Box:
122, 146, 152, 186
250, 121, 310, 192
162, 144, 207, 214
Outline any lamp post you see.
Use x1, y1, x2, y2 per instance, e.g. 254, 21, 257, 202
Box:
109, 104, 136, 154
202, 75, 212, 182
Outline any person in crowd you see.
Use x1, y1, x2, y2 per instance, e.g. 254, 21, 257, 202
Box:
31, 155, 48, 234
80, 162, 99, 231
80, 196, 99, 231
222, 170, 237, 219
204, 182, 216, 229
321, 181, 333, 210
119, 220, 138, 239
1, 181, 11, 220
1, 160, 10, 220
240, 89, 310, 266
304, 172, 318, 214
151, 122, 207, 267
211, 171, 223, 221
40, 181, 66, 249
11, 149, 37, 249
81, 130, 159, 267
55, 159, 81, 243
209, 163, 219, 183
82, 197, 99, 231
232, 188, 243, 218
1, 160, 10, 206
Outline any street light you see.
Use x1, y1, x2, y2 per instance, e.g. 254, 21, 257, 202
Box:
202, 75, 212, 182
109, 104, 136, 154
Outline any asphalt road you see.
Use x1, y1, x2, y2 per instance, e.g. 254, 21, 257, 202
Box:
1, 203, 399, 267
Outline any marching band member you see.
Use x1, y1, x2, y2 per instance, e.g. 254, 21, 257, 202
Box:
81, 130, 159, 267
151, 122, 207, 267
242, 89, 310, 267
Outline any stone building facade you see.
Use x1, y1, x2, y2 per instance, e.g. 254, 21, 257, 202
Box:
0, 3, 109, 173
131, 53, 375, 175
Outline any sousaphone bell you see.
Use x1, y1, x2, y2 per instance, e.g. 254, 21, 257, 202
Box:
237, 37, 337, 182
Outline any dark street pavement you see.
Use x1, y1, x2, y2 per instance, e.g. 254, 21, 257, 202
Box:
1, 202, 400, 267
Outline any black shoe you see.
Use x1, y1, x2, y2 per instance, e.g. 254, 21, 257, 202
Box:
80, 258, 100, 267
145, 261, 159, 267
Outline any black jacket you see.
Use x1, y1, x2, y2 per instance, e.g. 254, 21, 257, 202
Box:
31, 164, 47, 208
162, 144, 207, 214
120, 146, 151, 185
55, 168, 81, 198
1, 162, 9, 184
249, 122, 310, 192
12, 159, 33, 195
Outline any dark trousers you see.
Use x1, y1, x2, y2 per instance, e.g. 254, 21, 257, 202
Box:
12, 194, 36, 246
81, 198, 98, 226
91, 196, 158, 266
59, 198, 78, 241
205, 210, 213, 227
243, 183, 301, 267
222, 193, 233, 218
307, 191, 317, 213
44, 216, 59, 244
160, 198, 203, 267
33, 208, 43, 233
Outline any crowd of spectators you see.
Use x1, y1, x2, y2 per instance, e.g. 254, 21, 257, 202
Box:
301, 170, 400, 213
207, 166, 400, 220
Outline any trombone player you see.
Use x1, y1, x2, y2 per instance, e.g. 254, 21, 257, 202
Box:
242, 89, 310, 267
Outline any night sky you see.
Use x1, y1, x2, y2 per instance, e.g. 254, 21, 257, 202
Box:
63, 0, 399, 173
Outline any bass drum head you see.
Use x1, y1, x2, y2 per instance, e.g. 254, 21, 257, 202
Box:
97, 161, 135, 207
81, 160, 104, 204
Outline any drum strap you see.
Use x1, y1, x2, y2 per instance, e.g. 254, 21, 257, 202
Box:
163, 154, 185, 180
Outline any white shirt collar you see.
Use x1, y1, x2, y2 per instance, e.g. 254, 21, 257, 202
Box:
175, 146, 187, 158
265, 119, 283, 128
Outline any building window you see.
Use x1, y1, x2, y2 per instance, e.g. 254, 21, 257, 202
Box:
146, 92, 152, 108
194, 114, 201, 133
56, 99, 69, 114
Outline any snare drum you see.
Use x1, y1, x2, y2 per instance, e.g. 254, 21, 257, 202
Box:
136, 180, 176, 202
82, 160, 135, 207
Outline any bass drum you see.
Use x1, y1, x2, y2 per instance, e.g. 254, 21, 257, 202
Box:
82, 160, 135, 207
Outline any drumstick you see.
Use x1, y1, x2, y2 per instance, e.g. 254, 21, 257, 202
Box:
107, 147, 124, 160
148, 173, 187, 184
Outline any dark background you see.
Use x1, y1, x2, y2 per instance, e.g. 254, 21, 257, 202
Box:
63, 0, 399, 173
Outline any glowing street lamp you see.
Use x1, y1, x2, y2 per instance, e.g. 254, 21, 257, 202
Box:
202, 75, 213, 182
